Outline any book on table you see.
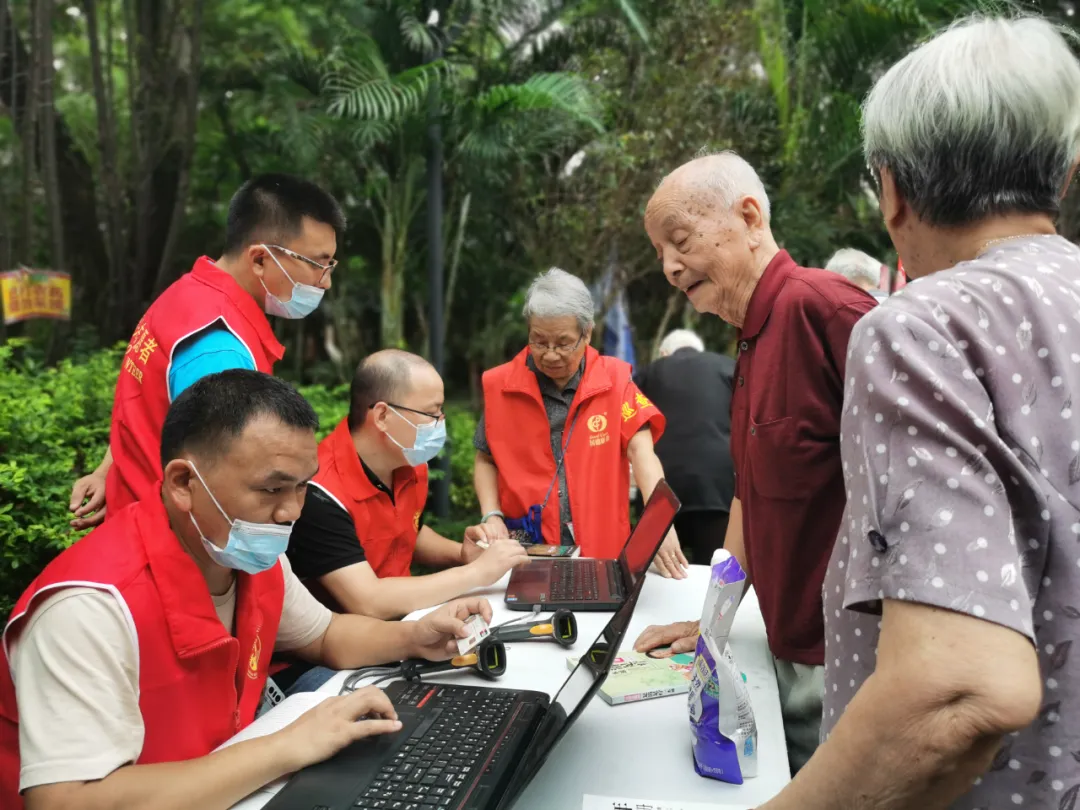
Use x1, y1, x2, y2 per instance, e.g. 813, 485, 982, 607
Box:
565, 649, 694, 705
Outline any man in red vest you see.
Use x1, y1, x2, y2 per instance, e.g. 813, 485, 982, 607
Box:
1, 370, 490, 809
473, 268, 689, 578
68, 174, 343, 530
288, 350, 529, 620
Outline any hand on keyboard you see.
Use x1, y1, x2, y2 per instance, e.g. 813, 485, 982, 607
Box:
277, 687, 402, 773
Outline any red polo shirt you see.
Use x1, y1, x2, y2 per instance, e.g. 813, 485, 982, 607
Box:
730, 250, 876, 665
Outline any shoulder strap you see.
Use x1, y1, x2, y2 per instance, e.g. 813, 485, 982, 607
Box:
540, 409, 582, 509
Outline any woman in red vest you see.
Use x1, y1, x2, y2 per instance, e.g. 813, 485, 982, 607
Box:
473, 268, 689, 578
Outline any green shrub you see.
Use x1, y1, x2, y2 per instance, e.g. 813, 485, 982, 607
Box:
0, 346, 483, 614
0, 341, 120, 615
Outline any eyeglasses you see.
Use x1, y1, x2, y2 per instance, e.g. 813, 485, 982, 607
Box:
377, 403, 446, 424
266, 244, 338, 285
528, 335, 584, 357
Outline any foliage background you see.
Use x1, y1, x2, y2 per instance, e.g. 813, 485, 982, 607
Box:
2, 0, 1080, 609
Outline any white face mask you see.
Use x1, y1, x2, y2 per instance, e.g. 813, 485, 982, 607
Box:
187, 461, 292, 575
258, 244, 325, 319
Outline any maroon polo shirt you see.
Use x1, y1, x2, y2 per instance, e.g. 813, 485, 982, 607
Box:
730, 250, 876, 665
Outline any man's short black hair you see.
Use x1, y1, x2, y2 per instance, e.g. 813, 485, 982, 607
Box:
347, 350, 429, 430
223, 174, 346, 256
161, 369, 319, 467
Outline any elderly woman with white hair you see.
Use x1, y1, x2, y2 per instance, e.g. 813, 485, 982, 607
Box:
472, 268, 688, 577
824, 248, 888, 300
759, 14, 1080, 809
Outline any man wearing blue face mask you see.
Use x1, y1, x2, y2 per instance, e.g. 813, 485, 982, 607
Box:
287, 350, 530, 623
0, 370, 492, 809
68, 174, 342, 532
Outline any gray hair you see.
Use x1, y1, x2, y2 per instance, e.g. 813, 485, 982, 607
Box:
658, 329, 704, 357
825, 248, 882, 288
863, 14, 1080, 227
522, 267, 595, 331
674, 150, 772, 221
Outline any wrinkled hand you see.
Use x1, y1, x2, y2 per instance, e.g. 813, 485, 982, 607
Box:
279, 686, 401, 772
410, 597, 495, 661
650, 528, 689, 579
69, 472, 108, 530
470, 538, 529, 585
633, 620, 700, 656
460, 524, 489, 563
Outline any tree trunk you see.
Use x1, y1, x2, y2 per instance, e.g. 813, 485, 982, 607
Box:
18, 0, 38, 265
651, 289, 681, 361
83, 0, 126, 293
153, 0, 204, 296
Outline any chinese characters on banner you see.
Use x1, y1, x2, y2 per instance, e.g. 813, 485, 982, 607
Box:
0, 269, 72, 325
123, 319, 158, 384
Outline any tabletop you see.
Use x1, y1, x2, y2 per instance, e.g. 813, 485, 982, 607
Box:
239, 565, 790, 810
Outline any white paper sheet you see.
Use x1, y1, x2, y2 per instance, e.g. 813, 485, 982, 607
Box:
218, 691, 333, 803
582, 796, 748, 810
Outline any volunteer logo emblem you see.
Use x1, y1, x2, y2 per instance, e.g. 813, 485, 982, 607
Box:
587, 414, 607, 433
248, 635, 262, 679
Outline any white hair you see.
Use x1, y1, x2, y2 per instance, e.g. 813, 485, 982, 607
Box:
669, 150, 772, 221
825, 248, 882, 288
658, 329, 704, 357
522, 267, 595, 331
863, 14, 1080, 227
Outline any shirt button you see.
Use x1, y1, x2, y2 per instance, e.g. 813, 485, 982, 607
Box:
739, 341, 749, 352
750, 426, 756, 436
738, 376, 745, 386
868, 530, 887, 553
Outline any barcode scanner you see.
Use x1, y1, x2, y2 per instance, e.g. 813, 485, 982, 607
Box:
491, 609, 578, 648
400, 639, 507, 682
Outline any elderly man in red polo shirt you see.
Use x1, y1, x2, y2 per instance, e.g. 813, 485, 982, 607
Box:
635, 152, 876, 773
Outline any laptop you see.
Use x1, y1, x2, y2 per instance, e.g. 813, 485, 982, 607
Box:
503, 479, 680, 611
263, 549, 657, 810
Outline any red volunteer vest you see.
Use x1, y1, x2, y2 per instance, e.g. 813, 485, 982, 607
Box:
311, 420, 430, 579
105, 257, 285, 515
0, 498, 284, 808
482, 347, 664, 559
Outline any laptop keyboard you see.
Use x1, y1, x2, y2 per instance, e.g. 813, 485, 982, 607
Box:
549, 560, 598, 602
354, 684, 520, 810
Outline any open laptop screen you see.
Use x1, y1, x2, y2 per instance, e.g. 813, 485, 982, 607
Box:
619, 479, 681, 586
496, 563, 653, 809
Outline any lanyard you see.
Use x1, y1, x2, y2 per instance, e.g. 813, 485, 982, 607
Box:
541, 408, 581, 510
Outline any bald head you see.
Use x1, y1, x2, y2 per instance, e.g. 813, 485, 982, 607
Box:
348, 350, 441, 430
644, 151, 778, 327
650, 152, 771, 222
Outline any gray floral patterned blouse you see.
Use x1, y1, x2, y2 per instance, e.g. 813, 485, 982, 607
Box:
824, 235, 1080, 809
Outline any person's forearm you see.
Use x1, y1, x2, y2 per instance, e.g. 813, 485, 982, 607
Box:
474, 452, 501, 515
315, 612, 421, 669
340, 566, 486, 620
628, 443, 665, 501
722, 498, 750, 590
414, 526, 465, 568
28, 732, 294, 810
758, 671, 1007, 810
96, 447, 114, 476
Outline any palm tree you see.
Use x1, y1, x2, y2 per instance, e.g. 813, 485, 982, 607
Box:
319, 1, 609, 350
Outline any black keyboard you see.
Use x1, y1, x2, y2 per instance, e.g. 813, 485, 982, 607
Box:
549, 560, 598, 602
353, 685, 519, 810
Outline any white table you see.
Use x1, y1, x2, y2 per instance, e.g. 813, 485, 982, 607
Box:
246, 566, 789, 809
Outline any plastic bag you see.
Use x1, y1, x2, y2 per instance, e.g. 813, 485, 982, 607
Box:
687, 549, 758, 784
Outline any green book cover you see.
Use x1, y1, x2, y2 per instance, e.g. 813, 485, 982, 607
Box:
567, 650, 694, 705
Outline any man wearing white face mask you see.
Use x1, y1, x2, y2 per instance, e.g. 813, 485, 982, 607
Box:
287, 350, 530, 623
0, 370, 493, 810
68, 174, 343, 532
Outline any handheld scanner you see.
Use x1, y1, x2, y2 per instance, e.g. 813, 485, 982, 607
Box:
403, 639, 508, 682
492, 609, 578, 648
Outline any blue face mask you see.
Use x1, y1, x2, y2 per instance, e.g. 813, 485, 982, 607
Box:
387, 406, 447, 466
259, 244, 325, 319
186, 461, 292, 575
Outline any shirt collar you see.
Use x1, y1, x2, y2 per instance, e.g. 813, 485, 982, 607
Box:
329, 419, 417, 504
526, 353, 584, 397
740, 250, 797, 341
191, 256, 286, 362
